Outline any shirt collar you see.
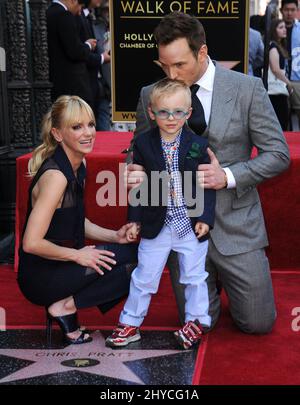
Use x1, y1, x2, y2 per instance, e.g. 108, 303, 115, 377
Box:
53, 1, 68, 11
83, 8, 90, 17
161, 128, 182, 147
195, 57, 215, 92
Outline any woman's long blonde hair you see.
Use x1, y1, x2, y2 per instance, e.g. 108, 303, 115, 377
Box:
28, 95, 95, 176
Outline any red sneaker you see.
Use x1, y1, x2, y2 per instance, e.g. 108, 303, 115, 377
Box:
105, 324, 141, 347
174, 320, 203, 349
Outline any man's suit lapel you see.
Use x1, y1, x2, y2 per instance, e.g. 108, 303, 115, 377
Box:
205, 64, 239, 145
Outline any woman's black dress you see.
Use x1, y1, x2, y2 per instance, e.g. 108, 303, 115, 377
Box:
17, 145, 137, 311
269, 41, 289, 131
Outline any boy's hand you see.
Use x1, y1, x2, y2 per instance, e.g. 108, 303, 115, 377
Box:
116, 223, 136, 244
195, 222, 209, 239
126, 222, 140, 242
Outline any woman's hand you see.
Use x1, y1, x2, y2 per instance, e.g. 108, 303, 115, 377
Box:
75, 245, 116, 275
115, 223, 139, 244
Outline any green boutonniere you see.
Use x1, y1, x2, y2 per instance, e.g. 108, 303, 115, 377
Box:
187, 142, 203, 160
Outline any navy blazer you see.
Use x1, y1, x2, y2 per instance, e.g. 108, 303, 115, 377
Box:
128, 126, 216, 241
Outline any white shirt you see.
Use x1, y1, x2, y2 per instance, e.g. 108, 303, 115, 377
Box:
195, 57, 236, 189
194, 57, 215, 125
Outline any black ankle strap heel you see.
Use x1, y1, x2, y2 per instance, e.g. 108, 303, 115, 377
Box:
45, 309, 92, 345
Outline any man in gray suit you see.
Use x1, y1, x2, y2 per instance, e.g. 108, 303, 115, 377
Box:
127, 12, 290, 334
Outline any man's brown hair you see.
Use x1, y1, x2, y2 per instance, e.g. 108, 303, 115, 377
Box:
154, 12, 206, 58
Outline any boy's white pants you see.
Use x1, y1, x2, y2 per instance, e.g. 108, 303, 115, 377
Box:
120, 224, 211, 327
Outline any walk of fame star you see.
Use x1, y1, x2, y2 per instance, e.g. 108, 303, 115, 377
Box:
0, 331, 197, 385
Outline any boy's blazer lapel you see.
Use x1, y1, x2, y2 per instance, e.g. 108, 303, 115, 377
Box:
149, 126, 193, 172
178, 127, 193, 173
150, 127, 166, 171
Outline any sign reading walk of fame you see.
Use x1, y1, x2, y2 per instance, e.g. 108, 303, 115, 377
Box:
110, 0, 250, 122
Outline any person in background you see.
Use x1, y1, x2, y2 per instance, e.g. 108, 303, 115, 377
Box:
77, 0, 110, 129
249, 27, 264, 77
250, 14, 265, 37
281, 0, 300, 127
94, 0, 112, 131
268, 19, 293, 130
46, 0, 96, 106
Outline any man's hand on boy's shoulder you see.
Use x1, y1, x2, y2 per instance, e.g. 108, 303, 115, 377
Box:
197, 148, 227, 190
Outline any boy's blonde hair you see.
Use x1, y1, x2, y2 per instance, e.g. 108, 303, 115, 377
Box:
28, 95, 95, 176
149, 78, 191, 107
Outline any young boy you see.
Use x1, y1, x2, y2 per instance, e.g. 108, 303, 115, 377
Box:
106, 78, 216, 349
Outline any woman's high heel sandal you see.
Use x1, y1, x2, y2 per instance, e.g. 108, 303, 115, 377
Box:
46, 310, 92, 346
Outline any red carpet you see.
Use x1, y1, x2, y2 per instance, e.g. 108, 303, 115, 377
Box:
1, 265, 300, 384
197, 272, 300, 385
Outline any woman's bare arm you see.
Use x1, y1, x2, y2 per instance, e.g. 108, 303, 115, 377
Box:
85, 218, 118, 242
269, 47, 293, 92
22, 170, 80, 261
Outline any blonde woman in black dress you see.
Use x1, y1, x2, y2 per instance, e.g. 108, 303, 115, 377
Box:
18, 95, 137, 345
